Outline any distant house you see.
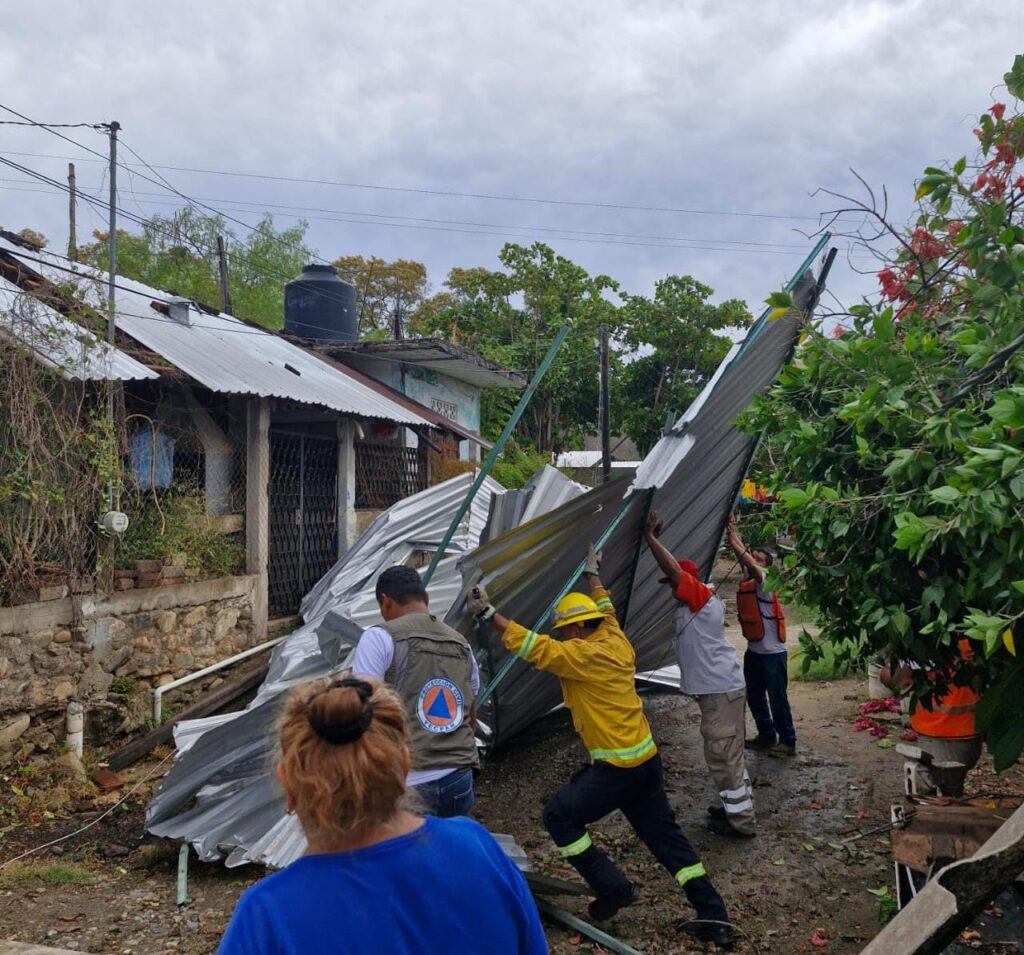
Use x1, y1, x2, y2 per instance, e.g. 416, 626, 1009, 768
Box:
315, 338, 525, 463
0, 233, 478, 623
554, 450, 642, 487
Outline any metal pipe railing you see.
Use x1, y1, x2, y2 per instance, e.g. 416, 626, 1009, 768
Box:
152, 635, 285, 723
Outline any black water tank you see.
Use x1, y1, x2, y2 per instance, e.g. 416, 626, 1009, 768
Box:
284, 264, 358, 341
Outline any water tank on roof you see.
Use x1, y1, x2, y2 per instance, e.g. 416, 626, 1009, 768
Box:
284, 264, 357, 341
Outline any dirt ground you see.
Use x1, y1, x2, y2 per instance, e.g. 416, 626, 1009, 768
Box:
1, 633, 1021, 954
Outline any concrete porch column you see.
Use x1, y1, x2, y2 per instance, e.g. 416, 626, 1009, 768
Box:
246, 398, 270, 640
337, 418, 357, 555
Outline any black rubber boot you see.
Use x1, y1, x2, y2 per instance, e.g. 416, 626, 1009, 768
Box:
744, 734, 777, 751
707, 817, 756, 839
568, 846, 632, 906
588, 883, 638, 922
680, 919, 735, 949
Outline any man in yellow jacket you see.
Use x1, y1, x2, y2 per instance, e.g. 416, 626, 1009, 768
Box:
469, 547, 732, 948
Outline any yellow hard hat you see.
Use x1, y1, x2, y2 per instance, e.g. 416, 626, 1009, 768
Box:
552, 592, 605, 629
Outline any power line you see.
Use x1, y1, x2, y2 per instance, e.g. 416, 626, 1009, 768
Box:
0, 174, 848, 261
0, 121, 107, 129
0, 149, 835, 223
0, 175, 818, 251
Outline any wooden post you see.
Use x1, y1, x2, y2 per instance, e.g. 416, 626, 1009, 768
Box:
67, 163, 77, 262
599, 322, 611, 484
246, 398, 270, 639
336, 418, 357, 555
217, 235, 233, 315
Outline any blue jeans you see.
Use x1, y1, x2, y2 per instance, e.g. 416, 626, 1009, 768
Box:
411, 768, 475, 818
744, 651, 796, 745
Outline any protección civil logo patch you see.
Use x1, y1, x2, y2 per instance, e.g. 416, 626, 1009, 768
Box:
416, 678, 465, 734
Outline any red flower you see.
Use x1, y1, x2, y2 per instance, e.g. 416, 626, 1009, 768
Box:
995, 142, 1017, 165
947, 220, 965, 239
991, 103, 1006, 121
878, 268, 906, 301
911, 229, 948, 260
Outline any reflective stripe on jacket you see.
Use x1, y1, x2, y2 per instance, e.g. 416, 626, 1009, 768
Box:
502, 587, 657, 768
910, 640, 979, 739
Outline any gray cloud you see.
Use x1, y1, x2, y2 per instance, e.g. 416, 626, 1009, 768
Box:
1, 0, 1020, 315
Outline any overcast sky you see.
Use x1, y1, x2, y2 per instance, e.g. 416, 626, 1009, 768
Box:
1, 0, 1021, 319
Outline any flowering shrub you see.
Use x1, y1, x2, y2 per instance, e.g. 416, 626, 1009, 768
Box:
746, 56, 1024, 770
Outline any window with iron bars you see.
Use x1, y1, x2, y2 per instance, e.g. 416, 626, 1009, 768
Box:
354, 440, 429, 509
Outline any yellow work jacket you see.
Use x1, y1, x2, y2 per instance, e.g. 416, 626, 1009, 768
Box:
502, 587, 656, 768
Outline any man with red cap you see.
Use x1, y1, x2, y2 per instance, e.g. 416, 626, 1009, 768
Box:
644, 510, 755, 839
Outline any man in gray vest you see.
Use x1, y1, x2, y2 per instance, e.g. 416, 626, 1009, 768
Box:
350, 565, 480, 817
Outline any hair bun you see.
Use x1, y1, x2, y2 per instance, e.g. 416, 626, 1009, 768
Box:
307, 677, 375, 745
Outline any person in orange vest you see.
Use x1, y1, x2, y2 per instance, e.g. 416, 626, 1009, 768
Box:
726, 516, 796, 758
468, 546, 734, 948
880, 642, 982, 793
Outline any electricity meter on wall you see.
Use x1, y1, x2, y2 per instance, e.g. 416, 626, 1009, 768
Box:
100, 511, 129, 534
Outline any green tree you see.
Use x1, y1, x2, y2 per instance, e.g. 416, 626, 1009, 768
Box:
332, 255, 431, 338
414, 243, 619, 453
617, 276, 751, 455
746, 56, 1024, 769
80, 208, 313, 329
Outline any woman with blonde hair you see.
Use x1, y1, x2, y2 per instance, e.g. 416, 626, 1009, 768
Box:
218, 676, 546, 954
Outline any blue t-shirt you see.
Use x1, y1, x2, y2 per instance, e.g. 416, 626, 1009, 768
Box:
217, 816, 547, 955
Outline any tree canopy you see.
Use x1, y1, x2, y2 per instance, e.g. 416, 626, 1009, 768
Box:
85, 214, 748, 456
747, 55, 1024, 770
80, 208, 313, 329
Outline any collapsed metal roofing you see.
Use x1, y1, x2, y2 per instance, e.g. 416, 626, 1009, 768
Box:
0, 276, 157, 381
146, 239, 831, 868
146, 468, 586, 867
0, 236, 431, 425
446, 256, 829, 748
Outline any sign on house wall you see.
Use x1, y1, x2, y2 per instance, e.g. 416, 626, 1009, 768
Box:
403, 366, 481, 433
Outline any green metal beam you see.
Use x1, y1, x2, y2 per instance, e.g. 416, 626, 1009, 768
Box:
534, 897, 641, 955
476, 489, 642, 708
421, 324, 570, 588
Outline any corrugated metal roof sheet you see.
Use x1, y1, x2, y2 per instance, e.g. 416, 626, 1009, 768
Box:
0, 238, 430, 425
0, 276, 157, 381
322, 338, 527, 389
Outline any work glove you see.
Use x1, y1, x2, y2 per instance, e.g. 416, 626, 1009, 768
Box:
468, 583, 496, 623
583, 544, 602, 577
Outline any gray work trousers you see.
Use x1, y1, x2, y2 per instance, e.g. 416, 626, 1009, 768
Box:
695, 689, 755, 835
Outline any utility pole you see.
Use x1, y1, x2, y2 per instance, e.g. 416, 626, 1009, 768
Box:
106, 122, 119, 347
216, 234, 233, 314
599, 322, 611, 484
105, 121, 119, 513
67, 163, 77, 261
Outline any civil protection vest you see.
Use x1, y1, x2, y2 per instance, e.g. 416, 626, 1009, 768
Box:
736, 577, 786, 642
910, 640, 979, 739
383, 613, 480, 771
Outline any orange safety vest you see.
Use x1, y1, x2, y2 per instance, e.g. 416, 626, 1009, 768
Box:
910, 641, 979, 739
736, 577, 786, 643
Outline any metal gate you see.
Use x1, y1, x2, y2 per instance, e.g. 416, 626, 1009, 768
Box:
268, 431, 338, 617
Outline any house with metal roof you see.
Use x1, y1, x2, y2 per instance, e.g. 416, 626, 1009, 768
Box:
0, 232, 483, 626
316, 337, 526, 463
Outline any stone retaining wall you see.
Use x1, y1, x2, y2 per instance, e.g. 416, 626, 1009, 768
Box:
0, 576, 257, 764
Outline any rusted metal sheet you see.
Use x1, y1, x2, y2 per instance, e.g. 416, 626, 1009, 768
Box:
891, 799, 1022, 873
